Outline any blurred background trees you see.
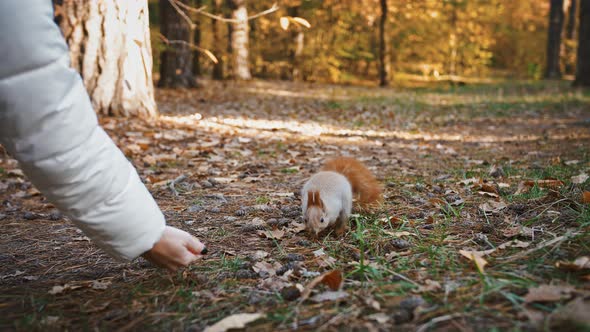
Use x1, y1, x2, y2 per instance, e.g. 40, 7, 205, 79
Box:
149, 0, 587, 85
51, 0, 589, 119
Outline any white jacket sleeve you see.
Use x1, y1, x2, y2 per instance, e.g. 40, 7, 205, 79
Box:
0, 0, 165, 261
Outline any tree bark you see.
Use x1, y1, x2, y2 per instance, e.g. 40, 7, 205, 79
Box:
566, 0, 578, 39
158, 0, 197, 88
545, 0, 565, 79
228, 0, 252, 80
288, 6, 304, 81
378, 0, 389, 87
574, 0, 590, 86
212, 0, 225, 80
53, 0, 157, 117
192, 0, 202, 77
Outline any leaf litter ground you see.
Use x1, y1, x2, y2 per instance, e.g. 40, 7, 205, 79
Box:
1, 80, 589, 331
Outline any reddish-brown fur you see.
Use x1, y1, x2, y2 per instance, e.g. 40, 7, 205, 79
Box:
321, 157, 382, 209
307, 190, 324, 208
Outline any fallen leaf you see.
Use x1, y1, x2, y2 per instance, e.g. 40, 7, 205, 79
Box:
367, 313, 390, 324
524, 179, 564, 189
571, 172, 589, 184
48, 284, 82, 295
203, 313, 264, 332
382, 230, 413, 237
257, 229, 285, 240
478, 191, 499, 198
549, 297, 590, 329
497, 240, 530, 249
91, 280, 112, 290
556, 256, 590, 271
250, 250, 270, 261
310, 290, 349, 303
313, 248, 326, 257
415, 279, 442, 293
253, 261, 277, 277
300, 270, 343, 302
290, 222, 306, 233
459, 250, 489, 273
583, 191, 590, 204
478, 201, 507, 214
523, 285, 574, 303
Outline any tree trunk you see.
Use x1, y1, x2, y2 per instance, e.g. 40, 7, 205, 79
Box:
566, 0, 578, 39
228, 0, 251, 80
288, 6, 304, 81
158, 0, 196, 88
53, 0, 157, 117
378, 0, 389, 86
192, 0, 202, 77
212, 0, 225, 80
574, 0, 590, 86
545, 0, 565, 79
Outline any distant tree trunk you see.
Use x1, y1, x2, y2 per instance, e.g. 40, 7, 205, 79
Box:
288, 6, 304, 81
378, 0, 389, 86
192, 0, 202, 77
53, 0, 157, 117
566, 0, 578, 39
212, 0, 225, 80
158, 0, 196, 88
545, 0, 565, 79
228, 0, 251, 80
574, 0, 590, 86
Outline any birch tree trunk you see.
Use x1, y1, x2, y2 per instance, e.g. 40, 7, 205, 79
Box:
53, 0, 157, 117
228, 0, 252, 80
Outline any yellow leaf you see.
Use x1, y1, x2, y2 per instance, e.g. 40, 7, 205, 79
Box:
280, 16, 290, 30
292, 17, 311, 28
459, 249, 488, 274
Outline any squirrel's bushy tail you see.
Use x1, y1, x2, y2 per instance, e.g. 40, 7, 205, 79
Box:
322, 157, 382, 209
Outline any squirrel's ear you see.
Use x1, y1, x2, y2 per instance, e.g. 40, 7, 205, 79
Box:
307, 191, 315, 205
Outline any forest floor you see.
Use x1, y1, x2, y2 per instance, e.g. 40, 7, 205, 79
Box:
1, 80, 590, 331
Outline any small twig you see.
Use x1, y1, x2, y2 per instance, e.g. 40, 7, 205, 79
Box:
159, 34, 218, 63
416, 313, 464, 332
167, 0, 196, 29
173, 0, 279, 23
383, 267, 420, 286
169, 174, 187, 197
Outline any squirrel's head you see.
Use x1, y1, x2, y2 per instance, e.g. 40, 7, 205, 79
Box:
304, 191, 329, 236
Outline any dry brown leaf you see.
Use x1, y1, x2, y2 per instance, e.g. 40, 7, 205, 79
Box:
583, 191, 590, 204
478, 191, 499, 198
556, 256, 590, 271
549, 297, 590, 328
415, 279, 442, 293
524, 179, 564, 189
257, 229, 285, 240
300, 270, 343, 302
523, 285, 574, 303
459, 250, 489, 273
203, 313, 264, 332
478, 201, 507, 214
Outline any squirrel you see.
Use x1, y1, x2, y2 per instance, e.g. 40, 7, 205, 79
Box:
301, 157, 382, 237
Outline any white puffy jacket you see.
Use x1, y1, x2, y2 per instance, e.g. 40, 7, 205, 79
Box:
0, 1, 165, 261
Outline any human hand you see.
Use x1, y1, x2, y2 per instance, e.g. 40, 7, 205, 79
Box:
142, 226, 207, 271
